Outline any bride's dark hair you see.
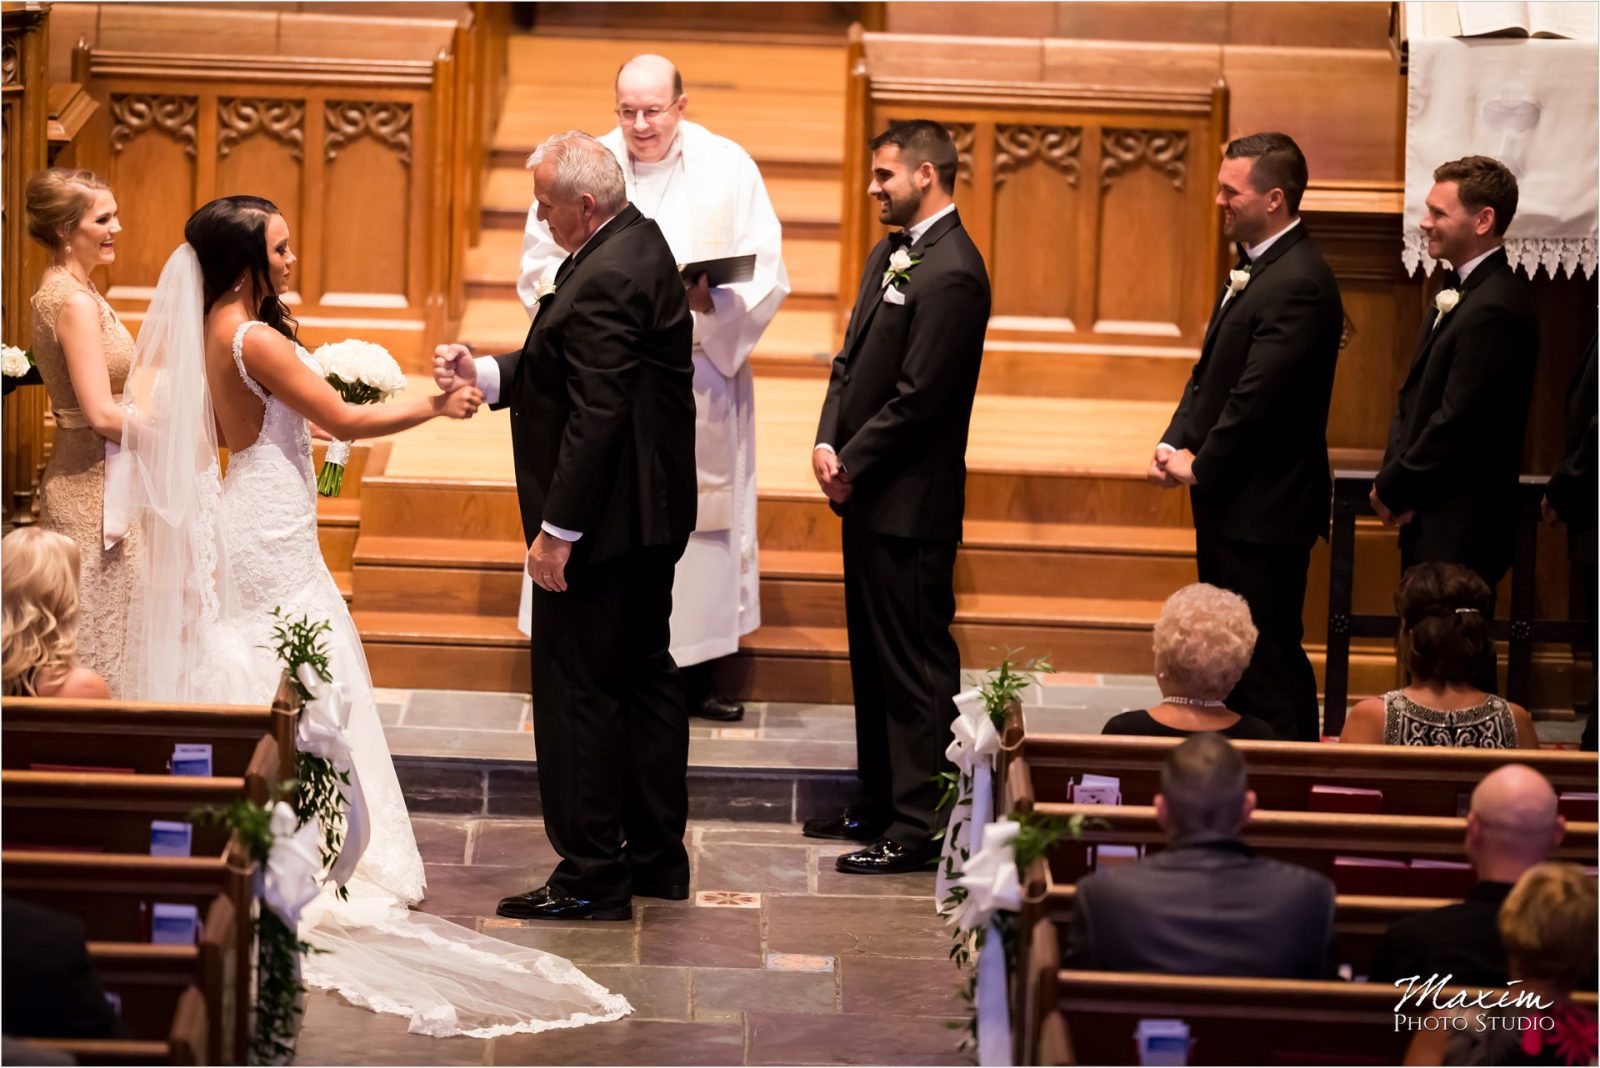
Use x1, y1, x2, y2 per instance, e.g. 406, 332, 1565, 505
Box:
185, 195, 299, 342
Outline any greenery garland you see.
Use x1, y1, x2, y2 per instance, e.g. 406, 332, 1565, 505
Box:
192, 795, 314, 1065
265, 608, 351, 902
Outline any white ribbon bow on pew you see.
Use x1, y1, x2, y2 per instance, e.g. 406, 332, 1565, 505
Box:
295, 663, 371, 887
937, 689, 999, 907
262, 802, 324, 928
955, 818, 1022, 1068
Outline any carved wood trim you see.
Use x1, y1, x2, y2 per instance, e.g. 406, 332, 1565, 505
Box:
1, 38, 19, 87
218, 98, 306, 161
110, 94, 199, 157
1099, 129, 1188, 193
944, 122, 974, 185
88, 50, 437, 88
869, 77, 1215, 115
995, 125, 1082, 190
324, 100, 413, 165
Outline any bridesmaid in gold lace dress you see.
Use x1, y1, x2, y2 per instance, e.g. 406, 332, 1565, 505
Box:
25, 168, 140, 696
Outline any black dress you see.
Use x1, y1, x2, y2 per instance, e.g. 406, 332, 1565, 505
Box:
1102, 708, 1278, 740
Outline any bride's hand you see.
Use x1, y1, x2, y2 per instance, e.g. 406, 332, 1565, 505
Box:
433, 386, 484, 420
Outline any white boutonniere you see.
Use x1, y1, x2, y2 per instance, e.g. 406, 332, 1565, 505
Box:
2, 344, 32, 378
1220, 265, 1251, 306
533, 270, 559, 303
881, 247, 921, 290
1432, 287, 1461, 330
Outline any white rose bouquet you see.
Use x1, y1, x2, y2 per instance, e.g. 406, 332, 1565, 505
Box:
3, 344, 37, 397
310, 339, 407, 497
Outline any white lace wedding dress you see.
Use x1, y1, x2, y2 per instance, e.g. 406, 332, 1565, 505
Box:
119, 244, 629, 1037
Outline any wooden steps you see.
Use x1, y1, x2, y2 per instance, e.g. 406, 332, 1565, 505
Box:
463, 227, 839, 308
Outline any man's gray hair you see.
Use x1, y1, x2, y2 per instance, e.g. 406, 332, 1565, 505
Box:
527, 131, 627, 214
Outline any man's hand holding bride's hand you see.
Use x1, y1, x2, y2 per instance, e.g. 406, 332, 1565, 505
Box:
433, 343, 478, 392
433, 385, 483, 420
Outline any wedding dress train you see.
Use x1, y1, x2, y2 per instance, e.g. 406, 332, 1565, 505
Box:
119, 244, 629, 1038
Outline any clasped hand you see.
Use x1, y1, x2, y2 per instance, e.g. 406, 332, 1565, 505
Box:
1147, 446, 1197, 487
430, 343, 484, 419
812, 446, 853, 503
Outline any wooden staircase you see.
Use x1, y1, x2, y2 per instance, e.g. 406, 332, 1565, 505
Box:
315, 32, 1575, 714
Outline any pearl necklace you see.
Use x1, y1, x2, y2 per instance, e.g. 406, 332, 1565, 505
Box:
1163, 696, 1227, 709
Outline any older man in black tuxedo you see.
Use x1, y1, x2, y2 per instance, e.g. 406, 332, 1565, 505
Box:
1153, 132, 1344, 741
1373, 156, 1540, 695
435, 131, 697, 920
803, 120, 991, 874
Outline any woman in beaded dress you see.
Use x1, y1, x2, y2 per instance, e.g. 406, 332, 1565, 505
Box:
1341, 562, 1540, 748
24, 168, 140, 696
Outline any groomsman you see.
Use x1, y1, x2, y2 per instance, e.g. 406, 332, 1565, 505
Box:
1154, 132, 1343, 741
804, 121, 990, 873
1372, 156, 1539, 693
1544, 337, 1597, 751
517, 55, 791, 724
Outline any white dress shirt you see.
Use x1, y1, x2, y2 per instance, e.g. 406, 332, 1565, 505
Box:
1450, 245, 1498, 283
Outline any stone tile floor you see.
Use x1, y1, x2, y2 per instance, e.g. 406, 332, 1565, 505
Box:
296, 819, 970, 1066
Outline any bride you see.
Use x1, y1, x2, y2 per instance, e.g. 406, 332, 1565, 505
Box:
119, 195, 630, 1037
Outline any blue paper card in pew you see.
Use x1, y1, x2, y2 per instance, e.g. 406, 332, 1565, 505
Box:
1136, 1019, 1192, 1066
151, 903, 200, 945
170, 744, 213, 777
149, 820, 192, 857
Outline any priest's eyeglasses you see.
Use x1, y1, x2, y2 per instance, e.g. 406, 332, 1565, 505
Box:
616, 98, 680, 124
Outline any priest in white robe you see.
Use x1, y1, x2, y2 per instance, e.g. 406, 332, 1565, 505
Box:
515, 54, 789, 721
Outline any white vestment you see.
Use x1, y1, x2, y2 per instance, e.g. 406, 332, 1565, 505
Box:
515, 120, 789, 665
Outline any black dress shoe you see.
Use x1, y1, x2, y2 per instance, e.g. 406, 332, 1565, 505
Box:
802, 809, 889, 842
692, 695, 745, 722
835, 838, 938, 875
632, 880, 691, 901
496, 885, 632, 921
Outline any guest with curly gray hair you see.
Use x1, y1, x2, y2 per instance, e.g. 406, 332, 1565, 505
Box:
1103, 583, 1277, 740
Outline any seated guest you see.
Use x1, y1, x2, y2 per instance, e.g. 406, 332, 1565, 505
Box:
1406, 863, 1597, 1066
1065, 734, 1335, 977
1, 527, 109, 698
1369, 763, 1566, 987
1103, 583, 1276, 740
1, 897, 124, 1040
1340, 563, 1538, 748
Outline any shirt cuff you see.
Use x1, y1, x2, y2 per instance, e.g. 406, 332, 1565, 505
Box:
474, 356, 501, 406
814, 443, 836, 454
1156, 442, 1176, 454
540, 520, 583, 543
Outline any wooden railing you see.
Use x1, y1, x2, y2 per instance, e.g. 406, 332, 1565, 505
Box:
839, 26, 1228, 353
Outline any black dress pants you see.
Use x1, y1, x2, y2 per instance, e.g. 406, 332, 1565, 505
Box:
1195, 530, 1321, 741
527, 543, 689, 903
841, 519, 961, 850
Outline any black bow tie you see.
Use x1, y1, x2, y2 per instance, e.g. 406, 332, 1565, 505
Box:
888, 231, 913, 251
1440, 269, 1461, 289
1233, 244, 1251, 271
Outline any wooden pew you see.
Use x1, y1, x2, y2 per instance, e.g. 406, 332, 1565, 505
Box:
31, 985, 208, 1066
1008, 725, 1600, 817
1029, 801, 1599, 891
3, 847, 255, 1064
85, 894, 238, 1066
2, 695, 294, 791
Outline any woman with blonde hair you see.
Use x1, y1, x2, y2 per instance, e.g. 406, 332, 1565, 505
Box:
25, 167, 140, 696
2, 526, 110, 698
1103, 583, 1277, 739
1407, 862, 1597, 1066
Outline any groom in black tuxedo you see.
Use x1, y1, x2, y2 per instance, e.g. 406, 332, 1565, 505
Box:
804, 121, 991, 873
1372, 156, 1539, 693
1154, 132, 1344, 741
435, 132, 696, 920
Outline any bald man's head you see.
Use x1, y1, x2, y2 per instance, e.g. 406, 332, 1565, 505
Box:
1466, 764, 1566, 881
614, 54, 686, 164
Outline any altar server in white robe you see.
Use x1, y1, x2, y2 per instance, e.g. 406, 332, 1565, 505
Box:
516, 54, 789, 721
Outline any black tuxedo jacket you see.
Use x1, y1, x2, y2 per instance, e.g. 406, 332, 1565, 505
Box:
1065, 835, 1336, 979
815, 210, 991, 543
1163, 224, 1344, 546
492, 205, 697, 564
1375, 248, 1539, 569
1545, 336, 1596, 562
